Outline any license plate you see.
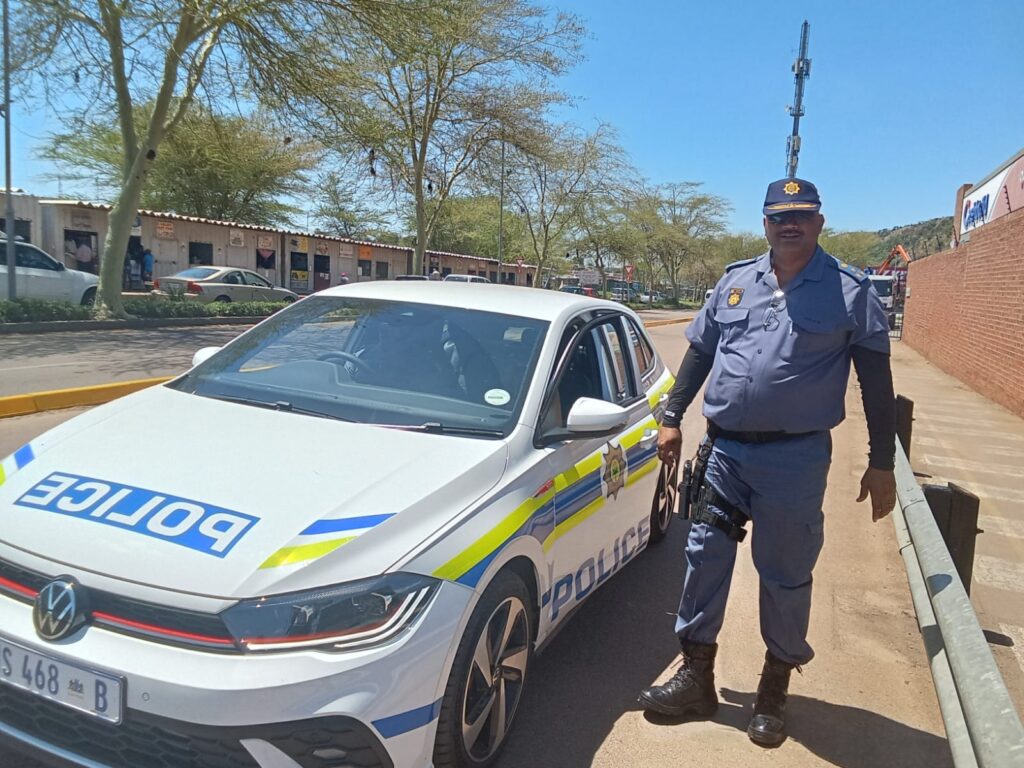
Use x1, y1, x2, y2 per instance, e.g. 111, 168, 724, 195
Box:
0, 634, 124, 724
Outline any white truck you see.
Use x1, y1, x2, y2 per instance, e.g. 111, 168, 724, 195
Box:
867, 274, 895, 311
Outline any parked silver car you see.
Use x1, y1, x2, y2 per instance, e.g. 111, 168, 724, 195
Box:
153, 267, 298, 303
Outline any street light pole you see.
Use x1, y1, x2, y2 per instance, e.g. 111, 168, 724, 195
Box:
3, 0, 15, 300
497, 139, 505, 284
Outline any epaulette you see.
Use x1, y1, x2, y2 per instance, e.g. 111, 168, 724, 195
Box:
830, 256, 867, 282
724, 256, 759, 272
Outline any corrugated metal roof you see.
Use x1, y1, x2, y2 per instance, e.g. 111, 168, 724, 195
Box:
36, 198, 532, 268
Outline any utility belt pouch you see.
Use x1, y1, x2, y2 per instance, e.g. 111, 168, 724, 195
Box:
679, 459, 693, 520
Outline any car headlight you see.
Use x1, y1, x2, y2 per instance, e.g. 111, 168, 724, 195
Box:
221, 572, 439, 652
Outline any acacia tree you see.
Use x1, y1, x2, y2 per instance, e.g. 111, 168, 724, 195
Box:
305, 0, 582, 275
484, 123, 621, 283
41, 105, 319, 226
16, 0, 387, 316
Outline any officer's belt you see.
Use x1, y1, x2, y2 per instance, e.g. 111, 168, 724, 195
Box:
707, 420, 820, 445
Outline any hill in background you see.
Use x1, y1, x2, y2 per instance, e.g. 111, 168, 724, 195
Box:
820, 215, 954, 268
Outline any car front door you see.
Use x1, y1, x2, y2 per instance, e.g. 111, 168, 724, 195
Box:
242, 270, 275, 301
219, 271, 251, 301
534, 312, 658, 633
17, 244, 71, 301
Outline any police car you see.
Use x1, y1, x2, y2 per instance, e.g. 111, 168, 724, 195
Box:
0, 281, 676, 768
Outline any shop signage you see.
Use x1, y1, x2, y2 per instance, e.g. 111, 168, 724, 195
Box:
229, 229, 245, 248
155, 220, 175, 239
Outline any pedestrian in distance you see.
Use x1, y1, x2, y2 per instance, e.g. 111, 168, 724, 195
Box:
637, 178, 897, 747
338, 272, 349, 285
75, 238, 94, 273
142, 247, 155, 285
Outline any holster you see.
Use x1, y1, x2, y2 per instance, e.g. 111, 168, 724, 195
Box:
677, 432, 750, 542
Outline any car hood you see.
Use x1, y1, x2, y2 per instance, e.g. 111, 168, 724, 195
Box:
0, 386, 508, 599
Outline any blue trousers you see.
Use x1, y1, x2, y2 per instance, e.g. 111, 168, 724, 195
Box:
675, 432, 831, 665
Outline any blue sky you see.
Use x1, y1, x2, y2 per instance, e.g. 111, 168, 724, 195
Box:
8, 1, 1024, 234
551, 0, 1024, 232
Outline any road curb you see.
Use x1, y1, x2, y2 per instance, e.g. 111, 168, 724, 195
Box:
643, 317, 693, 328
0, 316, 264, 335
0, 377, 172, 419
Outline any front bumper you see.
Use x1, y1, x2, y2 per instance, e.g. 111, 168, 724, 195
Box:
0, 580, 474, 768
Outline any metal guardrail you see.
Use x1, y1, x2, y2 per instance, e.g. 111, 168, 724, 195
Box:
892, 427, 1024, 767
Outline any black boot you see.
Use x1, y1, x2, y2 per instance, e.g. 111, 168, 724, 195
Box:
747, 651, 796, 747
638, 641, 718, 717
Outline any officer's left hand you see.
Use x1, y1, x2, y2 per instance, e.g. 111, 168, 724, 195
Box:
857, 468, 897, 522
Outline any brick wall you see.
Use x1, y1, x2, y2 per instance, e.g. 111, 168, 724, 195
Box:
903, 207, 1024, 417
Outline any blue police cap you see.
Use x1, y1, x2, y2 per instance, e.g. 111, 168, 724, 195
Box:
763, 178, 821, 215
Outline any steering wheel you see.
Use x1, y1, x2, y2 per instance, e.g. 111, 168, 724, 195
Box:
317, 351, 376, 376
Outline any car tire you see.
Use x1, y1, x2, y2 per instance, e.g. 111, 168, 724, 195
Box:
214, 295, 231, 303
282, 296, 296, 303
647, 461, 677, 545
80, 287, 97, 307
434, 570, 533, 768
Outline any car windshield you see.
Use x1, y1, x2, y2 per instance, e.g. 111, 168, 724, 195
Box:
175, 267, 220, 279
169, 296, 549, 437
869, 279, 893, 297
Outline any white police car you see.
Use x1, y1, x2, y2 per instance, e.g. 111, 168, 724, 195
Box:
0, 281, 676, 768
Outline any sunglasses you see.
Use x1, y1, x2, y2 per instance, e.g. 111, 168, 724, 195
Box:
766, 211, 816, 225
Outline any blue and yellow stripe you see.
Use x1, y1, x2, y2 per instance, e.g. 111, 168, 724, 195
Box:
434, 418, 661, 588
260, 512, 397, 569
0, 443, 36, 489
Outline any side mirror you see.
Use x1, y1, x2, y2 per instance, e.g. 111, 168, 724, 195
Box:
539, 397, 628, 446
566, 397, 629, 435
56, 262, 66, 271
191, 346, 221, 367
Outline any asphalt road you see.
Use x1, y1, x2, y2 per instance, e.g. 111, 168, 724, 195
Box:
0, 326, 247, 396
0, 322, 961, 768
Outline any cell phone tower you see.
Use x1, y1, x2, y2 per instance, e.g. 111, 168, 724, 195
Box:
785, 20, 811, 179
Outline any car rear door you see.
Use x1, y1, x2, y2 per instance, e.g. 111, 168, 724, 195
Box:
534, 311, 660, 631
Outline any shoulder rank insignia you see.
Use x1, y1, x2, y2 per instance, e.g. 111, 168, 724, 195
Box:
727, 287, 744, 306
836, 260, 865, 280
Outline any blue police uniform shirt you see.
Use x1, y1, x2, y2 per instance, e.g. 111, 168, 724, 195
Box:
686, 246, 890, 433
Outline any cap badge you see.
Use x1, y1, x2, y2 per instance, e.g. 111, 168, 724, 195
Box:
727, 288, 744, 306
783, 181, 801, 195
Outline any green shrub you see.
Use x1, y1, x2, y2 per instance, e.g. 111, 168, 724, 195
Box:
0, 296, 287, 323
122, 298, 288, 318
0, 298, 92, 323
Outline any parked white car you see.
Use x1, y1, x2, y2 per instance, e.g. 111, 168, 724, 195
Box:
153, 266, 298, 303
0, 281, 677, 768
443, 273, 490, 283
0, 238, 98, 305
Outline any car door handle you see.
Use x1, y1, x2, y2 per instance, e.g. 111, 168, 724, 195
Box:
640, 429, 658, 446
657, 393, 669, 405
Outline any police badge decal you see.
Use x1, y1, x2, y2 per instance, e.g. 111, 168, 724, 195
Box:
602, 443, 628, 500
727, 288, 744, 307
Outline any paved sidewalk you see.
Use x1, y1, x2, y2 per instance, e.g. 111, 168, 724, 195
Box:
889, 340, 1024, 714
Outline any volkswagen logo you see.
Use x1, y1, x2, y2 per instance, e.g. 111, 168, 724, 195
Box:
33, 577, 89, 641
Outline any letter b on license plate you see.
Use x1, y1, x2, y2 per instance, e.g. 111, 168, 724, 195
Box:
0, 634, 123, 723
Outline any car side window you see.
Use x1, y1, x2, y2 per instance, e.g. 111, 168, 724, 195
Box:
540, 315, 634, 433
223, 272, 243, 285
16, 245, 57, 270
626, 319, 655, 376
243, 271, 271, 288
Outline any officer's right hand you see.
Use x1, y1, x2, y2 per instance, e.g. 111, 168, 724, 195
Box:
657, 425, 682, 466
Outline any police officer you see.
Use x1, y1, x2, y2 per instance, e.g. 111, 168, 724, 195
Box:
638, 178, 897, 747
